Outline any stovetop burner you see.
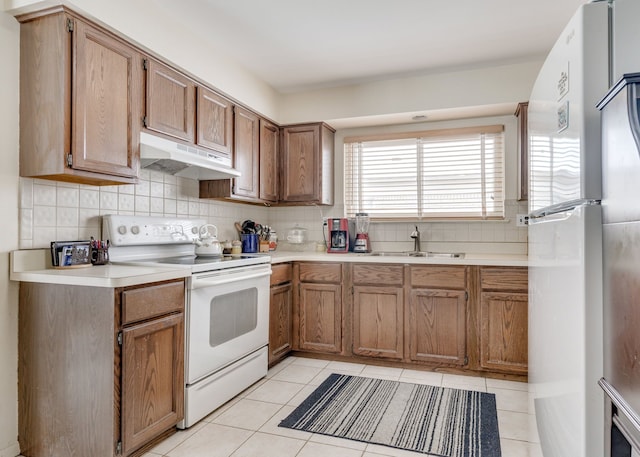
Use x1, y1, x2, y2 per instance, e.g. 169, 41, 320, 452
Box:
146, 254, 264, 265
137, 253, 271, 273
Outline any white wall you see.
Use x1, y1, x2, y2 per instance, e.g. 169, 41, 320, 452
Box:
279, 61, 542, 124
0, 9, 20, 457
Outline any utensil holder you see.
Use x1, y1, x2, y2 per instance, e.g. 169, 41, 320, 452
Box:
241, 234, 258, 253
91, 247, 109, 265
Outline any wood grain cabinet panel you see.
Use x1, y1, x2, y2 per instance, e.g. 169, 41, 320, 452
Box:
19, 11, 141, 185
351, 264, 404, 359
353, 285, 404, 359
298, 263, 342, 283
478, 266, 528, 374
479, 292, 528, 374
269, 263, 293, 365
260, 119, 280, 202
122, 313, 184, 455
197, 86, 233, 156
294, 262, 343, 355
408, 289, 467, 366
145, 58, 195, 142
280, 123, 334, 205
269, 282, 293, 365
298, 282, 342, 353
233, 106, 260, 199
407, 265, 468, 366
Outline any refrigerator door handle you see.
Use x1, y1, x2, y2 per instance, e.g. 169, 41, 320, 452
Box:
528, 198, 601, 220
599, 378, 640, 437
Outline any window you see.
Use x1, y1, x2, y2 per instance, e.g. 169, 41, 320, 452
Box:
344, 125, 505, 220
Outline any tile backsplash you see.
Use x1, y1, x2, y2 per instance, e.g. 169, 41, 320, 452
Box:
19, 170, 528, 255
19, 170, 269, 249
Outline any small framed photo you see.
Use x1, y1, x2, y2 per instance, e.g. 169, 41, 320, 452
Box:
50, 240, 92, 267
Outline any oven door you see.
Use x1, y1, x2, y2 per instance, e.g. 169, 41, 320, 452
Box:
186, 264, 271, 384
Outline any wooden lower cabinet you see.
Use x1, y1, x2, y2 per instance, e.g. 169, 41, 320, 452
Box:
295, 263, 343, 354
408, 289, 467, 365
408, 265, 468, 366
287, 262, 527, 378
18, 278, 185, 457
352, 264, 404, 360
121, 313, 184, 455
479, 267, 528, 374
269, 263, 293, 365
298, 282, 342, 353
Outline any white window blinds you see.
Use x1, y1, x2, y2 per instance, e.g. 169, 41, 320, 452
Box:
344, 126, 505, 220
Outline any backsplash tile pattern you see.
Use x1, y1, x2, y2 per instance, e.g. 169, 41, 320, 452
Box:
18, 170, 269, 249
19, 171, 528, 255
270, 199, 528, 255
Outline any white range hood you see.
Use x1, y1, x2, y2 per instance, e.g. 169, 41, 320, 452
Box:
139, 132, 241, 180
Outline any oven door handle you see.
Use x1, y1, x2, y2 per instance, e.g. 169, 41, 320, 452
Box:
191, 271, 271, 289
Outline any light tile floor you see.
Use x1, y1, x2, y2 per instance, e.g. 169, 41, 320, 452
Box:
144, 356, 541, 457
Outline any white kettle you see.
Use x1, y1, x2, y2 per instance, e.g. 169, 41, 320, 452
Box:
194, 224, 222, 256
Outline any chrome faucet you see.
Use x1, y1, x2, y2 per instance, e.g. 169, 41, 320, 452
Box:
410, 226, 421, 253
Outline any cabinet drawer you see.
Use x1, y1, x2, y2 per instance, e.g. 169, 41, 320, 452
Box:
298, 263, 342, 283
480, 267, 528, 291
122, 280, 185, 325
271, 263, 292, 286
353, 264, 403, 286
410, 265, 466, 290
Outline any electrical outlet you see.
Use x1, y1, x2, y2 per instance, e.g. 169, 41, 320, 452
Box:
516, 214, 529, 227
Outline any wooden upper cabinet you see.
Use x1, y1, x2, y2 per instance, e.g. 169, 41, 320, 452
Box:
145, 58, 195, 143
233, 106, 260, 199
19, 11, 141, 185
281, 123, 334, 205
260, 119, 280, 202
197, 86, 233, 157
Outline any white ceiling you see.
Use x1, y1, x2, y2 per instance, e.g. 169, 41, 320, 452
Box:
151, 0, 589, 94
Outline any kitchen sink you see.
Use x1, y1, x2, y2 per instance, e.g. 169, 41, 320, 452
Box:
369, 251, 465, 258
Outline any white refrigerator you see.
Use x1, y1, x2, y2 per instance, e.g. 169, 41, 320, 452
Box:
527, 1, 640, 456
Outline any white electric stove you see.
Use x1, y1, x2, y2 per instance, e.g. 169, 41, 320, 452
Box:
103, 215, 272, 428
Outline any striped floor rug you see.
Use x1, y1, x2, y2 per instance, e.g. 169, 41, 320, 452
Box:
279, 373, 501, 457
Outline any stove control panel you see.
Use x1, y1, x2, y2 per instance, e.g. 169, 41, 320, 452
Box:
103, 215, 207, 246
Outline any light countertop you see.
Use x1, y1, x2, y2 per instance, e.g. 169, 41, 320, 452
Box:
10, 249, 528, 288
267, 250, 529, 267
10, 250, 191, 288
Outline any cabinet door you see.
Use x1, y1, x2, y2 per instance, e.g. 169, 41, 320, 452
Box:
145, 59, 195, 142
122, 313, 184, 455
408, 289, 467, 366
353, 286, 404, 359
260, 119, 279, 202
233, 106, 260, 199
73, 19, 141, 178
480, 292, 528, 373
281, 124, 320, 202
197, 86, 233, 157
298, 282, 342, 353
269, 283, 293, 365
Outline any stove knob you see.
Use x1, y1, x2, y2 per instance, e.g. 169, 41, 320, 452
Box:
117, 225, 127, 235
131, 225, 140, 235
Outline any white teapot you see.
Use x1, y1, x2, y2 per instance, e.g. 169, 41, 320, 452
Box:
194, 224, 222, 256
